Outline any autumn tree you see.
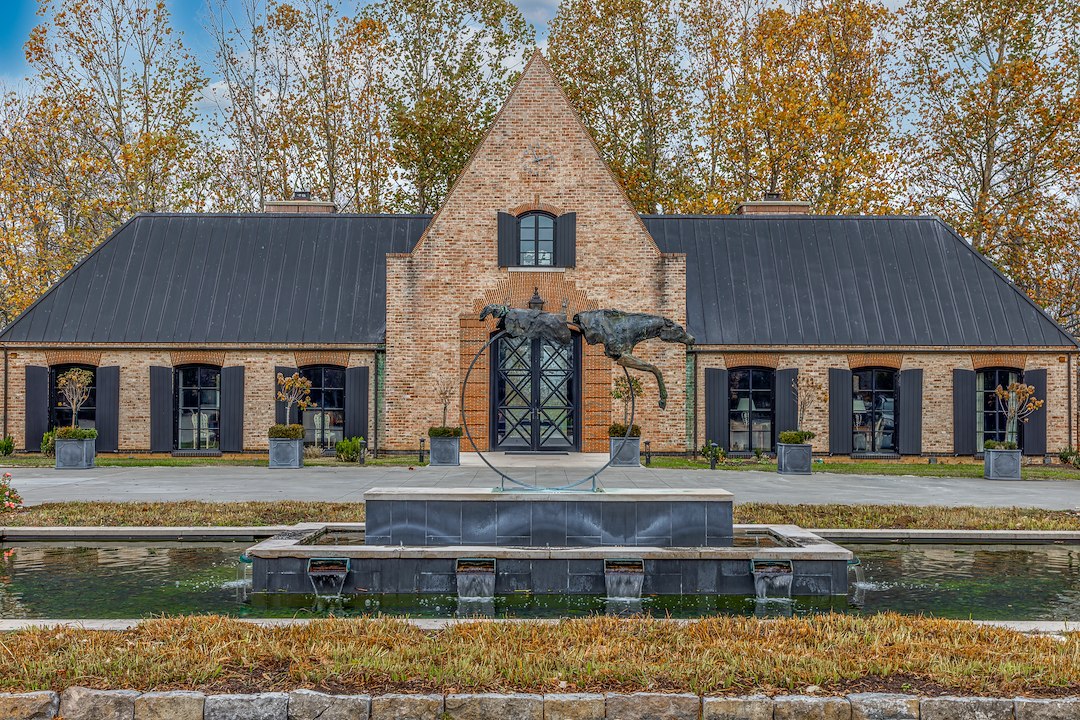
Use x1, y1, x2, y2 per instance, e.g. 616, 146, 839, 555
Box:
899, 0, 1080, 334
680, 0, 902, 213
548, 0, 689, 213
25, 0, 209, 221
366, 0, 535, 213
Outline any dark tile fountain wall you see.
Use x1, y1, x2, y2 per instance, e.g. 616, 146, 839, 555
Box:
364, 498, 734, 547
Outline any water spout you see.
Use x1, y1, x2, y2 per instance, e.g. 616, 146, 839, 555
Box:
750, 559, 793, 600
456, 558, 496, 601
307, 558, 350, 599
605, 559, 644, 600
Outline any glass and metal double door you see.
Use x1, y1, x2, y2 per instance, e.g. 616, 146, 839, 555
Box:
494, 335, 578, 451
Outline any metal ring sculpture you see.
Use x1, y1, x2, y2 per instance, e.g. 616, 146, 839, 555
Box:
460, 329, 636, 492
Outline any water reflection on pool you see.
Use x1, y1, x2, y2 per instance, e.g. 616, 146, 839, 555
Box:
0, 542, 1076, 620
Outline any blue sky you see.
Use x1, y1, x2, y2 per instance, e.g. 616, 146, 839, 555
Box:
0, 0, 558, 84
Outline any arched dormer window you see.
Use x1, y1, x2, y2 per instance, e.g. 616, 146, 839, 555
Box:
518, 212, 555, 267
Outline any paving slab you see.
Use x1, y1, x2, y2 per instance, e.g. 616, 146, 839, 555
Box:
5, 462, 1080, 509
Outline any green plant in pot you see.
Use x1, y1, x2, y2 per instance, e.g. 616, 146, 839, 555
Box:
269, 372, 312, 469
984, 382, 1043, 480
777, 373, 825, 475
54, 368, 98, 469
428, 377, 462, 466
609, 375, 644, 466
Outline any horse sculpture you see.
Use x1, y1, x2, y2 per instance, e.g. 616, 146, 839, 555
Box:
479, 304, 694, 409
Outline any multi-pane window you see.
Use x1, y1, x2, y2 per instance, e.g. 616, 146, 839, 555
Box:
175, 365, 220, 450
728, 368, 774, 453
518, 213, 555, 266
852, 368, 897, 453
49, 364, 96, 430
299, 365, 345, 447
977, 368, 1021, 451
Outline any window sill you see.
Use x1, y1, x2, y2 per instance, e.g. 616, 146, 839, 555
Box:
506, 266, 565, 273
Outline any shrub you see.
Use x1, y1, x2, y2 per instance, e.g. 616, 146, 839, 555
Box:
54, 427, 98, 440
302, 445, 324, 459
1058, 446, 1076, 465
779, 430, 815, 444
984, 440, 1019, 450
336, 436, 365, 462
268, 424, 304, 440
608, 422, 641, 437
0, 472, 21, 513
40, 430, 55, 456
700, 443, 726, 463
427, 426, 462, 438
0, 436, 13, 456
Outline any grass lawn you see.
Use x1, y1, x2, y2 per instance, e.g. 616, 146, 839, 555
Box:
647, 455, 1080, 480
0, 454, 426, 468
0, 615, 1075, 695
1, 500, 1078, 530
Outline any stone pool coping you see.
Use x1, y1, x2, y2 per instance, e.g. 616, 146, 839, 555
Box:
3, 524, 1080, 544
6, 688, 1080, 720
364, 487, 736, 502
244, 523, 851, 562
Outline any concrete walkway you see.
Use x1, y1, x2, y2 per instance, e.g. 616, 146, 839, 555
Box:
7, 458, 1080, 509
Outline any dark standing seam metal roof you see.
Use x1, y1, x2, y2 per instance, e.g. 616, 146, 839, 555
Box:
642, 215, 1078, 347
0, 213, 431, 345
2, 212, 1074, 348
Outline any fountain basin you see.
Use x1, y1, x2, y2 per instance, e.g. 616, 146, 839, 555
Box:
246, 524, 852, 596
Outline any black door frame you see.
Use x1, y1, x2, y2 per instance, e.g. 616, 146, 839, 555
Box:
489, 332, 582, 452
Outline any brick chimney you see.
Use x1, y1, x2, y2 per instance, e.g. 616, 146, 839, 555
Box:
734, 192, 810, 216
263, 190, 337, 214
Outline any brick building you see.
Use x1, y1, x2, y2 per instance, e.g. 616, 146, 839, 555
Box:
1, 52, 1077, 460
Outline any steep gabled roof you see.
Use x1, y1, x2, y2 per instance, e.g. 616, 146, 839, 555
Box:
642, 214, 1077, 347
0, 213, 431, 345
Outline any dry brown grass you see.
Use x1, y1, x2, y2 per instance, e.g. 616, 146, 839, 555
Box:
0, 501, 364, 527
2, 501, 1079, 530
733, 503, 1080, 531
0, 615, 1076, 695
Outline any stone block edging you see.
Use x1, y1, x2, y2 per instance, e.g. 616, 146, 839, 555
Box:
9, 689, 1080, 720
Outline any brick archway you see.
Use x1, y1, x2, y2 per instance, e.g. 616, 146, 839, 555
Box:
461, 274, 611, 452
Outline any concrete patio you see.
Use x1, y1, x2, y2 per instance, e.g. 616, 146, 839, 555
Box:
6, 453, 1080, 509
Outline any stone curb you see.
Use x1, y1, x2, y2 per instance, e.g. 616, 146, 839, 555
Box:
5, 691, 1079, 720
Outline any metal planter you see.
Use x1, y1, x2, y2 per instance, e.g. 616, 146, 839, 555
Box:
268, 438, 304, 469
984, 448, 1021, 480
776, 442, 812, 475
609, 436, 641, 467
55, 438, 95, 469
429, 436, 460, 466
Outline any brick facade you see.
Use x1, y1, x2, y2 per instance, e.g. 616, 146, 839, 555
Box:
383, 52, 688, 452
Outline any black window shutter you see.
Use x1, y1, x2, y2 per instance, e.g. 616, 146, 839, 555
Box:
220, 366, 245, 453
24, 365, 48, 452
1023, 368, 1047, 456
704, 368, 729, 451
344, 366, 370, 440
497, 211, 517, 267
897, 368, 923, 456
95, 366, 120, 453
775, 368, 798, 433
275, 366, 298, 424
556, 212, 577, 267
149, 366, 174, 452
828, 368, 853, 454
952, 369, 977, 456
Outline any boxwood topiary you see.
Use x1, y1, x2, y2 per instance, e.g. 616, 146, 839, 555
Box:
608, 422, 642, 437
428, 426, 463, 438
54, 427, 98, 440
268, 424, 305, 440
778, 430, 815, 445
984, 440, 1018, 450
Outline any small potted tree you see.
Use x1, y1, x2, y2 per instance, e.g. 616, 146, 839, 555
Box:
984, 381, 1043, 480
609, 375, 643, 466
54, 368, 97, 469
428, 377, 461, 466
269, 372, 312, 469
777, 373, 825, 475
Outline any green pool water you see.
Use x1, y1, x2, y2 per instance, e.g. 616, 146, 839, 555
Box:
0, 541, 1077, 620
